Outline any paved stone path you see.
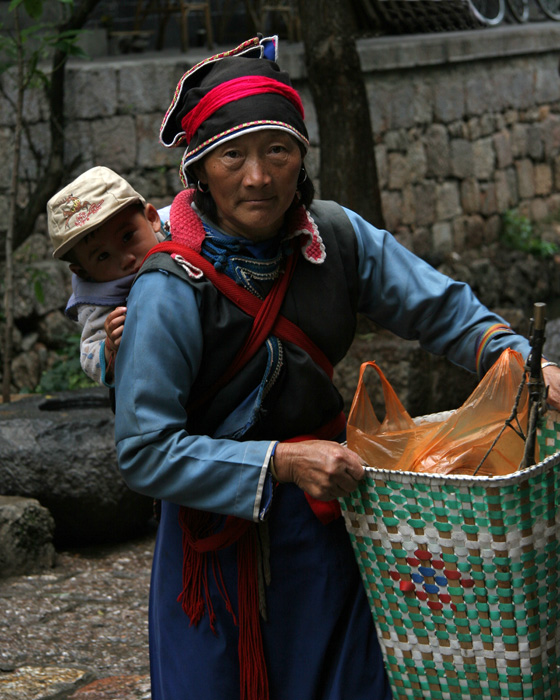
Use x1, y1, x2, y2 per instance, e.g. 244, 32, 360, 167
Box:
0, 532, 155, 699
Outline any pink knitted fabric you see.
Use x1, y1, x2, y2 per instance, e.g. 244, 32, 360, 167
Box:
169, 189, 205, 252
169, 187, 326, 264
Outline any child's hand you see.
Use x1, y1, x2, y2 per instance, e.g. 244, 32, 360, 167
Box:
104, 307, 127, 381
104, 306, 127, 354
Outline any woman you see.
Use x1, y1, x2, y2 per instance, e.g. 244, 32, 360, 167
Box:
114, 36, 560, 700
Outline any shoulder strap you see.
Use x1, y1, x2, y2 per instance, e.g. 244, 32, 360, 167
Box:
142, 241, 334, 409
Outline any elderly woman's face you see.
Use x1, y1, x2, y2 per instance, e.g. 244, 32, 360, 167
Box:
196, 130, 303, 241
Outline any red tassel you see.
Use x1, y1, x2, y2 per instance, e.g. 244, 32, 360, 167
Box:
237, 526, 269, 700
177, 507, 214, 629
177, 507, 269, 700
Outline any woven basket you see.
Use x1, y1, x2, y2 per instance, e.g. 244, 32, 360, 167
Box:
340, 410, 560, 699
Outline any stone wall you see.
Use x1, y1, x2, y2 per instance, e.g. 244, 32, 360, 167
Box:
2, 24, 560, 405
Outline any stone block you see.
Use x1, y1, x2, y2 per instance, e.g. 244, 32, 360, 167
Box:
434, 79, 465, 124
530, 197, 549, 222
411, 226, 431, 260
534, 59, 560, 104
432, 221, 452, 255
461, 177, 481, 215
381, 190, 403, 232
414, 182, 437, 226
516, 159, 535, 199
136, 114, 179, 170
450, 138, 474, 179
466, 73, 494, 117
542, 114, 560, 161
374, 144, 388, 189
511, 123, 528, 158
0, 496, 56, 578
367, 82, 392, 134
117, 60, 188, 114
479, 182, 498, 216
65, 65, 118, 120
401, 185, 416, 226
91, 116, 137, 172
64, 120, 96, 173
473, 137, 495, 181
406, 140, 427, 182
388, 151, 409, 189
425, 124, 449, 177
11, 261, 72, 321
413, 81, 433, 125
390, 83, 416, 130
493, 130, 513, 169
527, 124, 544, 160
436, 181, 461, 221
534, 163, 553, 196
555, 154, 560, 191
505, 66, 534, 111
495, 169, 514, 211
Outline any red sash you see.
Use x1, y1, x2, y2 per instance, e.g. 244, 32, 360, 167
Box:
144, 238, 344, 700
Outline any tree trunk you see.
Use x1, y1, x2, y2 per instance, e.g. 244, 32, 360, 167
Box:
297, 0, 385, 228
2, 9, 24, 403
12, 0, 103, 253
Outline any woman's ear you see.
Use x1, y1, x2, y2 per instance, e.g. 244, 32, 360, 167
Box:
191, 163, 207, 185
145, 203, 162, 233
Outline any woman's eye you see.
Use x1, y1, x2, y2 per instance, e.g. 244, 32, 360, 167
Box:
223, 150, 240, 159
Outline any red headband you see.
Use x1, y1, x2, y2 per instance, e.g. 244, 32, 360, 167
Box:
180, 76, 305, 144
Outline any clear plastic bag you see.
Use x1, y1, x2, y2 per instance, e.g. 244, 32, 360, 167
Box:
347, 348, 531, 476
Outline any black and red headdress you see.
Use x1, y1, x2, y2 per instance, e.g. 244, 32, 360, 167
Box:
160, 36, 309, 186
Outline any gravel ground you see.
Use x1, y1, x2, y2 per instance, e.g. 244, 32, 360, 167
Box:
0, 531, 156, 699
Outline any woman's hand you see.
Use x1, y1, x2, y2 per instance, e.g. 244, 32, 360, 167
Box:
543, 363, 560, 410
273, 440, 365, 501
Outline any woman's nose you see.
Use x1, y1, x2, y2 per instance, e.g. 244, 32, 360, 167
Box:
243, 157, 271, 186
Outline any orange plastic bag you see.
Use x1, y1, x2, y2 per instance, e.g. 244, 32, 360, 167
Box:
347, 348, 532, 477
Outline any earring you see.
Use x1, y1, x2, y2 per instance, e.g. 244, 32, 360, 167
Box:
297, 167, 308, 186
197, 180, 209, 194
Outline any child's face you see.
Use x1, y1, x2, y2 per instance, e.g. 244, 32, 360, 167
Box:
71, 204, 161, 282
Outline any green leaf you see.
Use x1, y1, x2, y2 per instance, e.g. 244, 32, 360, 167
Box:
33, 279, 44, 304
23, 0, 44, 20
8, 0, 27, 12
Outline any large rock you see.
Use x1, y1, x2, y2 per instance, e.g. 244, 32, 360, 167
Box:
0, 495, 56, 577
0, 389, 153, 546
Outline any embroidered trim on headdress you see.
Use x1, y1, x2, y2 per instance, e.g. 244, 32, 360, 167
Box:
161, 36, 277, 149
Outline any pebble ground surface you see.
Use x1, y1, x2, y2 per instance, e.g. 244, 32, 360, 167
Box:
0, 531, 156, 699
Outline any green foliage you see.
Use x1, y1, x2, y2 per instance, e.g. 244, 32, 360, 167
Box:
0, 1, 88, 81
28, 333, 96, 393
500, 209, 559, 259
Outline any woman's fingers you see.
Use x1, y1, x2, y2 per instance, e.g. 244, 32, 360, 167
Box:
273, 440, 364, 501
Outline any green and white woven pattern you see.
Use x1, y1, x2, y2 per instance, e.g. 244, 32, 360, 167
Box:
340, 411, 560, 699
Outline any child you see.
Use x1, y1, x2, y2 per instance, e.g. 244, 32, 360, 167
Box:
47, 166, 165, 385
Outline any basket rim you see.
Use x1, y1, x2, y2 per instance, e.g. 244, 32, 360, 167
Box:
360, 448, 560, 486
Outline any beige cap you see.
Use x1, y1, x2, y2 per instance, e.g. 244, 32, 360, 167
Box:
47, 166, 146, 259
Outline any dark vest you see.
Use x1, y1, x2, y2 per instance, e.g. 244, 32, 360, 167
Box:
137, 200, 359, 441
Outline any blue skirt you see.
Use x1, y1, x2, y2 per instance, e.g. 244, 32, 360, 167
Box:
149, 484, 392, 700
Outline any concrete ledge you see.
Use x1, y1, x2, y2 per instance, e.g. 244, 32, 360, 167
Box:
358, 22, 560, 72
65, 22, 560, 79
